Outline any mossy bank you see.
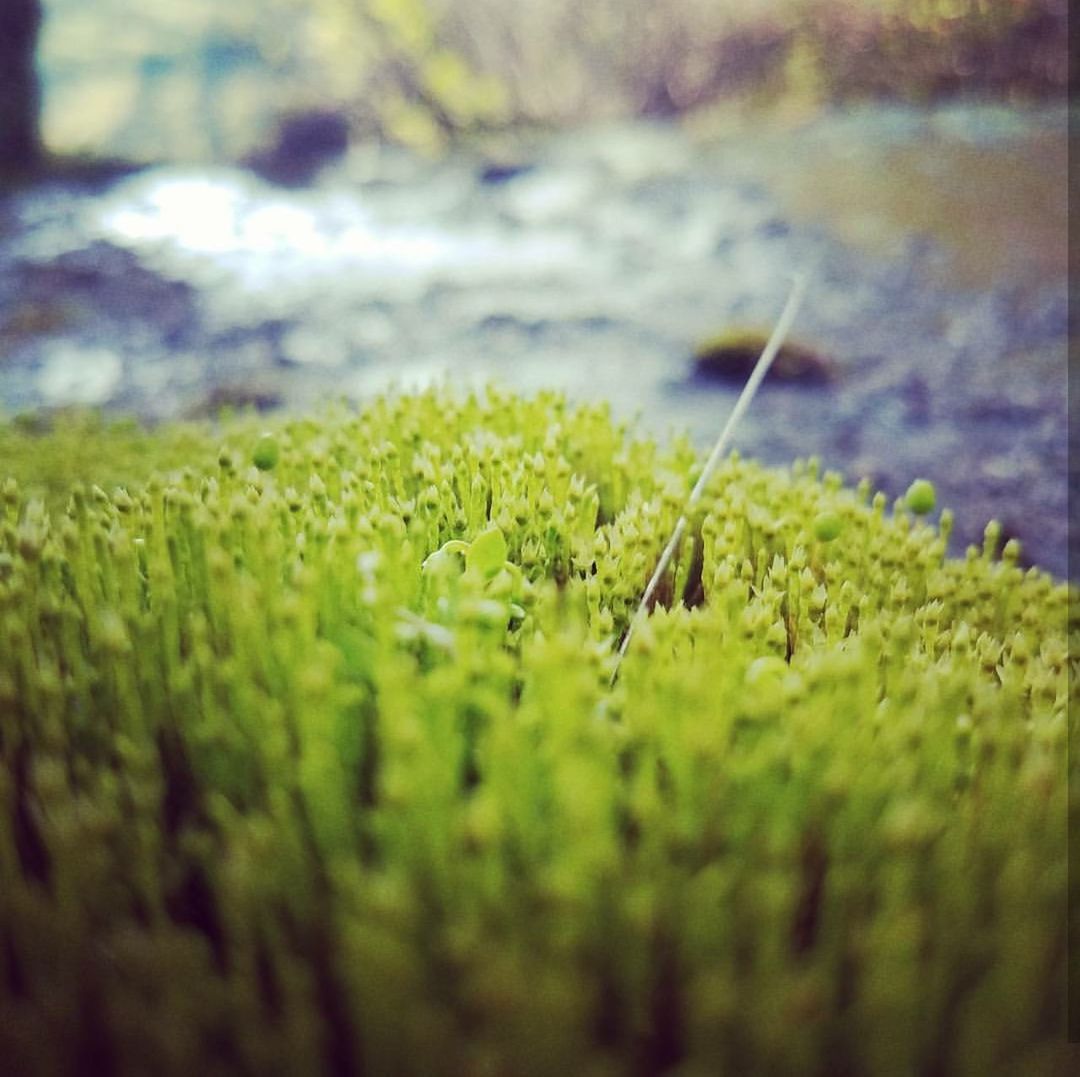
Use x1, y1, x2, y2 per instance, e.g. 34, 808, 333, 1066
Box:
0, 391, 1075, 1075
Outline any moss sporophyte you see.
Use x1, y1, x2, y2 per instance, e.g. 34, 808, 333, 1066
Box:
0, 378, 1074, 1074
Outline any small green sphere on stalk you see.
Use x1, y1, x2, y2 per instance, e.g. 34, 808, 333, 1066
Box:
813, 510, 843, 542
905, 479, 936, 515
253, 433, 280, 471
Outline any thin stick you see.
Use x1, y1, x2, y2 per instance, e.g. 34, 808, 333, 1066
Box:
610, 273, 808, 685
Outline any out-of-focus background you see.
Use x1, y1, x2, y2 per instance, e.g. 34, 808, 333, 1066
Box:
0, 1, 1073, 575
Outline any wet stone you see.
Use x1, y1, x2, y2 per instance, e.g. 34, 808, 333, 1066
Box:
478, 160, 534, 185
692, 331, 835, 385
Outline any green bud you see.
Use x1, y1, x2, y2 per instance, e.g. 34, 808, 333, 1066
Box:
812, 511, 843, 543
904, 479, 936, 516
252, 433, 280, 471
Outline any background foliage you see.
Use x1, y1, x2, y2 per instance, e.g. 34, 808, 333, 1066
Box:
38, 0, 1069, 159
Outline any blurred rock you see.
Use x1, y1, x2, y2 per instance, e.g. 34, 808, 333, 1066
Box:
692, 330, 835, 385
184, 383, 283, 419
246, 109, 350, 187
478, 159, 533, 185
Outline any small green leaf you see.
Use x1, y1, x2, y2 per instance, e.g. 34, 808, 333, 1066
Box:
467, 525, 507, 578
422, 541, 469, 577
744, 655, 788, 686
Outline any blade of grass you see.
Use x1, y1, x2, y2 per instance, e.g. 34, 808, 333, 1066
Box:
611, 273, 809, 684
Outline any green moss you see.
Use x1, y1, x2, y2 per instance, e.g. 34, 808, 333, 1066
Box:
0, 408, 213, 511
0, 389, 1074, 1075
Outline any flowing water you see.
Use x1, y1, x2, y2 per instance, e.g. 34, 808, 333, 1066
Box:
0, 102, 1070, 576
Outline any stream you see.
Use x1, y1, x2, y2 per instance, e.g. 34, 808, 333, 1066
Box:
0, 102, 1071, 577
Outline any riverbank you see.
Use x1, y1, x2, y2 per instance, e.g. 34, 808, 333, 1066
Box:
0, 102, 1070, 576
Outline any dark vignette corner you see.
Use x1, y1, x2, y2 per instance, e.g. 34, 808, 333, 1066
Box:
1067, 15, 1079, 1040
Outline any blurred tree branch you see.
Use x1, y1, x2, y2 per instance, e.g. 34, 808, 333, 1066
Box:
304, 0, 508, 148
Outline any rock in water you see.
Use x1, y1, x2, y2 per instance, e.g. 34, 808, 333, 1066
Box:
247, 109, 350, 187
692, 329, 835, 385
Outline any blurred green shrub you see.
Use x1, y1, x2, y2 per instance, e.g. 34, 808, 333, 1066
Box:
792, 0, 1070, 103
307, 0, 1068, 142
302, 0, 508, 148
38, 0, 1069, 159
0, 389, 1074, 1073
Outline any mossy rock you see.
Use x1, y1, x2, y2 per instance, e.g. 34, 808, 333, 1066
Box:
0, 389, 1073, 1075
692, 327, 835, 384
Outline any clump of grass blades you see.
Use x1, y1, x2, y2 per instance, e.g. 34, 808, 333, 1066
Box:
0, 388, 1074, 1075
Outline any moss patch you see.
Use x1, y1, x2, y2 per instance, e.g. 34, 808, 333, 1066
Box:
0, 390, 1074, 1074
